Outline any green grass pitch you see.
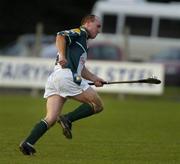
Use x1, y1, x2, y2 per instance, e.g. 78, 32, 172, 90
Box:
0, 94, 180, 164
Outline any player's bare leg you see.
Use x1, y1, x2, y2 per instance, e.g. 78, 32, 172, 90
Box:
44, 95, 66, 126
57, 87, 104, 139
20, 95, 66, 155
72, 87, 104, 113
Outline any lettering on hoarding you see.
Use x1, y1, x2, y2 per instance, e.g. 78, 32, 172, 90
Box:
0, 58, 164, 94
0, 62, 52, 81
88, 66, 154, 86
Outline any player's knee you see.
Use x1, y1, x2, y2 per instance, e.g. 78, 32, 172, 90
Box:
44, 116, 57, 127
93, 103, 104, 113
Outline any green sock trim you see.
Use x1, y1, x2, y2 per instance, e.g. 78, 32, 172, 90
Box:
65, 103, 94, 122
25, 119, 48, 145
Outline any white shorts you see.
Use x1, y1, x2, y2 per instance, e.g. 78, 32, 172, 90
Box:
44, 66, 90, 98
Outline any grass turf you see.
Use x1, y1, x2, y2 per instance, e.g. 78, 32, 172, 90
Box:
0, 94, 180, 164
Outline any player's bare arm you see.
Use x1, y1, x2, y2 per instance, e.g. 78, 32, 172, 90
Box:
56, 35, 67, 68
81, 66, 105, 87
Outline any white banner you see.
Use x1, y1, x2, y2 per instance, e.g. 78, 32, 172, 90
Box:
0, 56, 54, 88
0, 56, 164, 95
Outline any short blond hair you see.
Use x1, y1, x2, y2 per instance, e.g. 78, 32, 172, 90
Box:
81, 14, 96, 25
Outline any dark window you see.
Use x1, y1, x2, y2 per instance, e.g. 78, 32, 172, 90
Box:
88, 44, 121, 61
152, 49, 180, 61
102, 14, 117, 33
124, 16, 152, 36
158, 18, 180, 38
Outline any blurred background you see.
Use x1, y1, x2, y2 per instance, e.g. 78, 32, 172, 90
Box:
0, 0, 180, 97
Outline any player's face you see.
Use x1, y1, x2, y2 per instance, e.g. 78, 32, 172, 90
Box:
87, 17, 101, 39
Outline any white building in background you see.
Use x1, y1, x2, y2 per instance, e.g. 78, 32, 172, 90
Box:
91, 0, 180, 61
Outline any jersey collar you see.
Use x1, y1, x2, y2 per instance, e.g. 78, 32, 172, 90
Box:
80, 26, 90, 39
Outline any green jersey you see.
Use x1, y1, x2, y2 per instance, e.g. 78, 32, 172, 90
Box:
56, 27, 88, 77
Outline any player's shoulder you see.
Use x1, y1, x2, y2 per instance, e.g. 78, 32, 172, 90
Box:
70, 27, 87, 36
57, 27, 82, 36
65, 28, 82, 36
70, 28, 81, 35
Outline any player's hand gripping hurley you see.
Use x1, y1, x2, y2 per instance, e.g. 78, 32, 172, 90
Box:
88, 77, 161, 86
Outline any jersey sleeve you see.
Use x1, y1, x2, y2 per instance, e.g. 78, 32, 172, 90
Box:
57, 28, 81, 45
